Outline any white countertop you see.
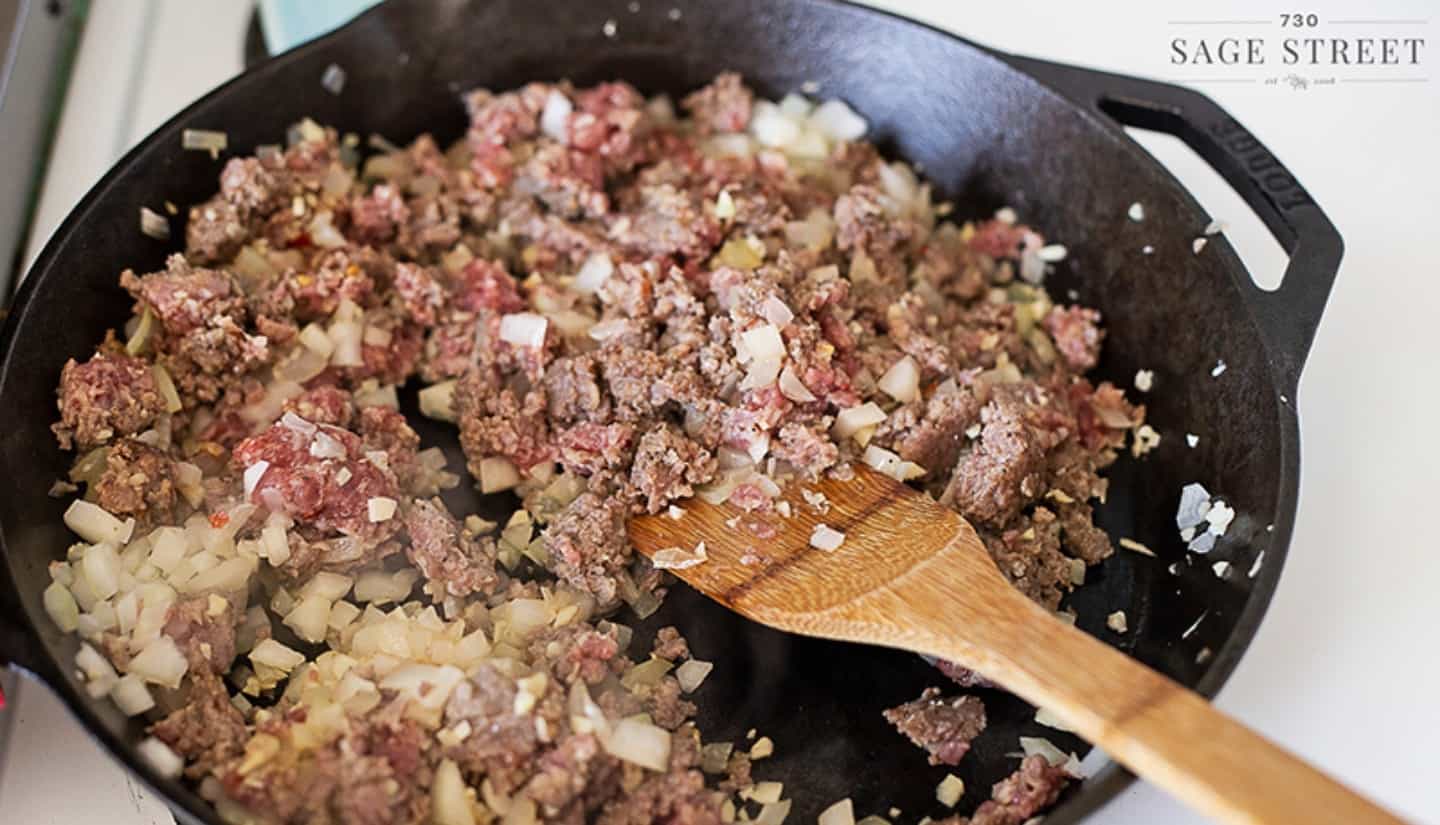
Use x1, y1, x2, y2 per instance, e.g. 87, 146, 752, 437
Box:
5, 1, 1437, 823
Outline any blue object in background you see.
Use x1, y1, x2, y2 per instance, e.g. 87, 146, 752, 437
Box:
258, 0, 384, 54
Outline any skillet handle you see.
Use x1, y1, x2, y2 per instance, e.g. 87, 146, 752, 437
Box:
1004, 55, 1343, 389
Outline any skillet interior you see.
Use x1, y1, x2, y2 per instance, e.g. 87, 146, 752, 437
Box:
0, 0, 1302, 822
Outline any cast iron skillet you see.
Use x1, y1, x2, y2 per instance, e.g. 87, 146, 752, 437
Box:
0, 0, 1341, 822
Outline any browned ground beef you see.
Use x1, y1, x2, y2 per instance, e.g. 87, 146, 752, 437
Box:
44, 73, 1144, 824
883, 688, 988, 766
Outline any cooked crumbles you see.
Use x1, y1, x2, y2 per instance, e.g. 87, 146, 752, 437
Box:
43, 72, 1143, 825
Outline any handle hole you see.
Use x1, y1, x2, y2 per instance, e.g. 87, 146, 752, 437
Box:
1120, 127, 1288, 291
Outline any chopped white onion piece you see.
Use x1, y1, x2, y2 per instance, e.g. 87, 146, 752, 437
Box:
1019, 736, 1076, 770
936, 774, 965, 807
182, 557, 256, 595
750, 101, 801, 147
362, 325, 393, 347
354, 569, 419, 604
760, 296, 794, 328
573, 253, 615, 294
877, 355, 921, 404
110, 674, 156, 716
540, 90, 573, 143
739, 356, 782, 391
499, 313, 548, 349
432, 759, 477, 825
652, 542, 708, 570
298, 323, 334, 357
43, 581, 80, 632
739, 324, 785, 363
1037, 244, 1068, 262
250, 638, 306, 672
137, 736, 184, 779
243, 460, 270, 498
139, 207, 170, 240
308, 211, 347, 248
284, 595, 333, 643
808, 99, 868, 141
129, 635, 189, 689
479, 456, 522, 493
675, 659, 713, 693
861, 445, 926, 482
602, 717, 670, 772
819, 799, 855, 825
809, 524, 846, 552
832, 402, 886, 440
778, 366, 817, 403
181, 129, 227, 153
82, 542, 122, 601
367, 496, 398, 522
65, 500, 133, 546
419, 380, 458, 422
328, 320, 365, 367
587, 318, 629, 341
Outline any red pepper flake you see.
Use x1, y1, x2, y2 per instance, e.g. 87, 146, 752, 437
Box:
209, 512, 231, 529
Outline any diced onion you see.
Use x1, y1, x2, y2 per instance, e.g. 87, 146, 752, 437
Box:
76, 643, 118, 697
432, 759, 477, 825
760, 296, 794, 327
540, 91, 573, 143
480, 457, 521, 493
819, 798, 856, 825
499, 313, 549, 349
739, 324, 784, 363
862, 445, 927, 482
362, 325, 392, 347
809, 524, 845, 552
936, 774, 965, 807
419, 380, 458, 422
81, 542, 122, 600
354, 569, 419, 605
137, 736, 185, 779
308, 211, 347, 248
573, 253, 614, 294
602, 717, 670, 772
182, 557, 256, 594
328, 320, 365, 367
652, 542, 707, 570
139, 207, 171, 240
129, 636, 189, 689
1019, 736, 1074, 768
750, 101, 801, 147
739, 357, 782, 391
301, 571, 354, 601
43, 581, 80, 632
110, 673, 156, 716
284, 595, 333, 643
675, 659, 713, 693
181, 129, 227, 153
298, 323, 334, 357
65, 501, 134, 546
243, 460, 270, 498
367, 496, 398, 522
808, 99, 868, 141
125, 308, 154, 356
250, 638, 305, 672
832, 402, 886, 440
588, 318, 629, 341
877, 355, 921, 404
778, 366, 817, 403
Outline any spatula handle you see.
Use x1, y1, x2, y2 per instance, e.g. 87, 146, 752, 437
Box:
907, 588, 1407, 825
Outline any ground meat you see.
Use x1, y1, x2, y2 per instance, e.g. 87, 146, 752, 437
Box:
557, 422, 634, 476
149, 673, 247, 779
935, 660, 995, 689
1044, 305, 1104, 371
881, 386, 981, 475
358, 406, 423, 492
544, 354, 609, 424
984, 507, 1074, 609
283, 384, 354, 428
442, 664, 542, 791
455, 379, 555, 472
391, 261, 446, 325
627, 425, 717, 514
53, 351, 165, 449
968, 755, 1072, 825
941, 384, 1065, 527
162, 595, 238, 674
771, 422, 840, 479
92, 438, 178, 524
883, 688, 987, 766
596, 733, 718, 825
544, 490, 630, 604
402, 497, 497, 597
652, 626, 689, 661
232, 415, 400, 545
610, 183, 721, 261
349, 183, 410, 245
682, 72, 753, 134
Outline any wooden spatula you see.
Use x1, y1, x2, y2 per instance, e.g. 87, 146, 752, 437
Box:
628, 464, 1404, 825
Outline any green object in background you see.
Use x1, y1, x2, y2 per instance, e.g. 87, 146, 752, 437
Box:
257, 0, 383, 54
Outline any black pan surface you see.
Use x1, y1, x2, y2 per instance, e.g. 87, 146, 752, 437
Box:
0, 1, 1340, 823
